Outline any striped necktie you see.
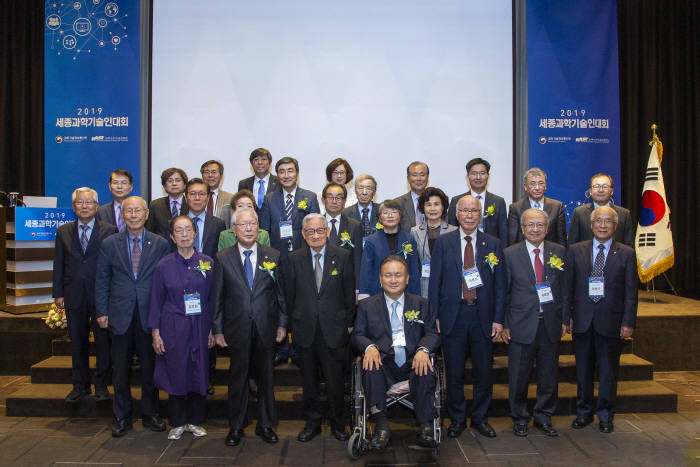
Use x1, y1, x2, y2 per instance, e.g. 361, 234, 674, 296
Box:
284, 193, 294, 220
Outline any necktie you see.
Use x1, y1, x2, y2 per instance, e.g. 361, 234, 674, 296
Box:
361, 207, 371, 237
80, 224, 89, 253
390, 301, 406, 367
591, 244, 606, 303
131, 237, 141, 277
533, 248, 543, 283
476, 194, 484, 230
243, 250, 254, 289
206, 193, 214, 216
116, 204, 125, 232
257, 180, 265, 209
284, 193, 294, 221
329, 219, 338, 244
314, 252, 323, 292
193, 217, 201, 252
171, 200, 179, 217
463, 236, 476, 302
534, 201, 541, 210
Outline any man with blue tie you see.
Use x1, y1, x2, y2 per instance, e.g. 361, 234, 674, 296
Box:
565, 206, 638, 434
146, 167, 189, 239
96, 169, 133, 232
237, 148, 281, 210
184, 178, 226, 259
429, 195, 505, 438
342, 174, 380, 238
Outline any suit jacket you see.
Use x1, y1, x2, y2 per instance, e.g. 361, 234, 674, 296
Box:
352, 293, 440, 361
410, 220, 458, 297
198, 213, 227, 261
447, 191, 507, 242
285, 244, 355, 349
342, 202, 380, 236
330, 215, 363, 286
210, 244, 287, 348
564, 240, 638, 338
395, 192, 419, 233
95, 230, 170, 335
53, 220, 118, 309
507, 197, 566, 247
259, 187, 320, 260
95, 201, 117, 227
568, 203, 634, 248
213, 189, 234, 228
238, 174, 281, 200
146, 196, 189, 240
428, 229, 505, 338
503, 240, 567, 345
359, 229, 421, 297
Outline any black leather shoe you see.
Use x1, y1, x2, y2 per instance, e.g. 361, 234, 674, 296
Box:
65, 387, 90, 403
415, 423, 437, 448
297, 424, 321, 442
446, 422, 467, 438
142, 414, 166, 432
206, 385, 215, 395
513, 423, 528, 437
256, 426, 279, 444
571, 416, 594, 429
471, 422, 497, 438
370, 428, 391, 450
533, 422, 558, 437
225, 429, 244, 446
332, 427, 349, 442
112, 418, 132, 437
599, 421, 614, 433
94, 386, 110, 402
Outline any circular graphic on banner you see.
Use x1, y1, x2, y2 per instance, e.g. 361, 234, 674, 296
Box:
639, 190, 666, 226
105, 2, 119, 17
97, 18, 108, 28
63, 35, 77, 49
73, 18, 92, 36
46, 14, 61, 30
73, 2, 81, 10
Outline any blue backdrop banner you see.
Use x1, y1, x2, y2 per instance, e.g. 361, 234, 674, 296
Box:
44, 0, 141, 207
527, 0, 621, 223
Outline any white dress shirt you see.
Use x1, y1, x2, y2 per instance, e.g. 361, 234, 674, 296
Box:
237, 241, 258, 267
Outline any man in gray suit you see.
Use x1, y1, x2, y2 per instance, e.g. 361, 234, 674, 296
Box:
502, 208, 567, 437
200, 160, 234, 227
95, 196, 170, 437
395, 161, 429, 233
568, 174, 634, 247
507, 168, 566, 247
342, 174, 380, 238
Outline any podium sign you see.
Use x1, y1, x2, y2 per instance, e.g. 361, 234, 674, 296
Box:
13, 207, 75, 241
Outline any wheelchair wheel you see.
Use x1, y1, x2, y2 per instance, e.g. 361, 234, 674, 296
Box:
347, 431, 364, 460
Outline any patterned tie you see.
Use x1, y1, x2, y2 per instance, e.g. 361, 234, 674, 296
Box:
534, 201, 541, 210
193, 217, 201, 252
80, 224, 89, 253
462, 236, 476, 302
361, 207, 371, 237
591, 244, 606, 303
243, 250, 254, 289
533, 248, 543, 283
206, 193, 214, 216
314, 252, 323, 292
171, 200, 179, 218
116, 204, 125, 232
329, 219, 338, 244
131, 237, 141, 278
257, 180, 265, 209
476, 194, 484, 231
284, 193, 294, 221
390, 301, 406, 367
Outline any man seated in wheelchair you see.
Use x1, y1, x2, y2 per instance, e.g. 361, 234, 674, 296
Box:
352, 254, 441, 450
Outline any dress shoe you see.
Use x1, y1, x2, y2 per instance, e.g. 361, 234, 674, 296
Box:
168, 426, 185, 440
513, 423, 528, 437
471, 422, 497, 438
370, 428, 391, 450
206, 385, 215, 395
65, 386, 90, 403
186, 424, 208, 437
415, 423, 437, 448
112, 418, 132, 437
533, 422, 558, 437
256, 426, 279, 444
225, 429, 244, 446
297, 424, 321, 442
446, 422, 467, 438
331, 427, 349, 442
571, 416, 594, 429
599, 421, 614, 433
94, 386, 110, 402
142, 414, 166, 432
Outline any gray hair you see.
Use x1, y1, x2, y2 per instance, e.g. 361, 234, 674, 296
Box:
520, 207, 549, 225
232, 207, 258, 225
71, 187, 98, 203
355, 174, 377, 190
122, 196, 147, 210
590, 206, 618, 224
302, 213, 328, 229
522, 167, 547, 185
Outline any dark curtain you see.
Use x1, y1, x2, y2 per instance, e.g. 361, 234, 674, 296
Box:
0, 0, 44, 197
618, 0, 700, 297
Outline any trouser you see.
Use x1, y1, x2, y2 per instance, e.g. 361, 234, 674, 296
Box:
168, 393, 206, 427
66, 301, 110, 389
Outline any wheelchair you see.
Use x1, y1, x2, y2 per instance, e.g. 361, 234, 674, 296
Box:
347, 353, 445, 461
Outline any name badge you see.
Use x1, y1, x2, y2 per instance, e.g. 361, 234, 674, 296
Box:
279, 221, 293, 239
184, 293, 202, 315
421, 262, 431, 278
589, 277, 604, 298
463, 267, 483, 290
392, 329, 406, 347
536, 282, 554, 304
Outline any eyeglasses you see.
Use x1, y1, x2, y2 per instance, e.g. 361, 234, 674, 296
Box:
187, 191, 208, 198
324, 195, 345, 202
591, 184, 611, 190
304, 227, 328, 236
236, 222, 258, 229
527, 181, 546, 188
380, 210, 399, 217
332, 170, 346, 176
356, 185, 375, 192
593, 218, 615, 225
457, 208, 480, 215
523, 222, 546, 230
123, 208, 145, 215
73, 200, 96, 206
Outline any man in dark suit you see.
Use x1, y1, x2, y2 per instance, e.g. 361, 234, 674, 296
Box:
259, 156, 320, 261
185, 178, 226, 259
237, 148, 281, 210
565, 206, 638, 434
507, 168, 566, 246
322, 182, 363, 286
429, 195, 505, 438
54, 187, 117, 403
568, 174, 635, 247
95, 196, 170, 437
447, 158, 507, 242
95, 169, 133, 232
211, 208, 288, 446
502, 208, 567, 437
352, 255, 441, 450
395, 161, 430, 233
200, 160, 234, 227
285, 213, 355, 442
146, 167, 189, 239
342, 174, 380, 238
